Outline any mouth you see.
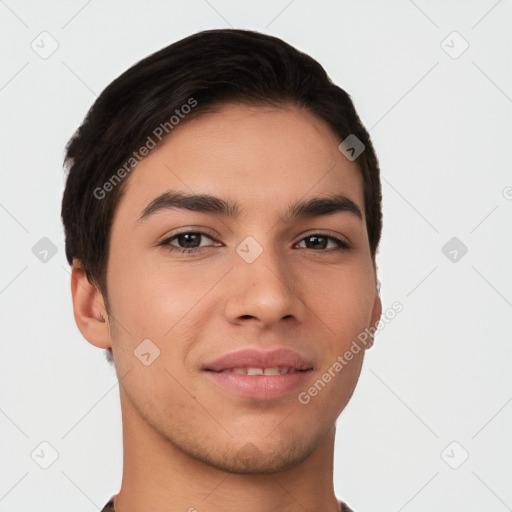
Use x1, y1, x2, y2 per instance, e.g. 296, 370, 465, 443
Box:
202, 347, 314, 400
202, 347, 314, 373
206, 366, 310, 375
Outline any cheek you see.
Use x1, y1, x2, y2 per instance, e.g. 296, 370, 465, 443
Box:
296, 347, 365, 428
107, 251, 190, 333
305, 262, 377, 343
106, 253, 224, 364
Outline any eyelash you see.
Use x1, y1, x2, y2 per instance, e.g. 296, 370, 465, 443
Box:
159, 231, 350, 255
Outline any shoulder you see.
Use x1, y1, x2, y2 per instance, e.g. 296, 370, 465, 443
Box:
338, 500, 355, 512
101, 495, 354, 511
99, 495, 116, 512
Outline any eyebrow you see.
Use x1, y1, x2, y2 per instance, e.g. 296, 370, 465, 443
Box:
137, 190, 363, 223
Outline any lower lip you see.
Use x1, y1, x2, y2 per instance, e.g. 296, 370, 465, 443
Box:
203, 370, 313, 400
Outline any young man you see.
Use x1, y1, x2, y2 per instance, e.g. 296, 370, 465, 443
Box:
61, 28, 382, 512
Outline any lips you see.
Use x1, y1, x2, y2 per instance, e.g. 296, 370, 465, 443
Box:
202, 348, 315, 400
202, 347, 314, 373
221, 367, 300, 375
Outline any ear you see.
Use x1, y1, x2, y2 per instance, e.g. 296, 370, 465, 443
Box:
70, 260, 111, 349
369, 286, 382, 331
367, 279, 382, 349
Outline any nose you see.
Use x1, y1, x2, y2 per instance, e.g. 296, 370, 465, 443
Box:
223, 240, 306, 329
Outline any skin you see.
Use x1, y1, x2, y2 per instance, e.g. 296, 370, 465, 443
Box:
71, 103, 382, 512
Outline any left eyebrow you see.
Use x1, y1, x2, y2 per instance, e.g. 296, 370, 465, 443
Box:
137, 190, 363, 223
281, 194, 363, 222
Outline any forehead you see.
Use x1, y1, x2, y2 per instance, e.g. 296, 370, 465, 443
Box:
114, 103, 365, 225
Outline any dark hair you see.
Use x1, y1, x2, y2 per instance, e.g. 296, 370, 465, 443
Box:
61, 28, 382, 364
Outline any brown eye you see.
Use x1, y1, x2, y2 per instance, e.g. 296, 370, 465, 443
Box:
160, 232, 217, 254
297, 234, 349, 251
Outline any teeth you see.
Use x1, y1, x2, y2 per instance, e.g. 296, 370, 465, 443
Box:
228, 367, 296, 375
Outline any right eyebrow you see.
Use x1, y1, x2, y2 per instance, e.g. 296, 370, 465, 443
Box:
137, 190, 240, 223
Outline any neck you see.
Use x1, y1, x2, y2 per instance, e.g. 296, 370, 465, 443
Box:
114, 387, 341, 512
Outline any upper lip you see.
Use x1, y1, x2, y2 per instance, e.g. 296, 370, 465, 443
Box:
203, 347, 314, 371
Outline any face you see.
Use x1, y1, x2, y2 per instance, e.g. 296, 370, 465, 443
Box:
104, 103, 381, 473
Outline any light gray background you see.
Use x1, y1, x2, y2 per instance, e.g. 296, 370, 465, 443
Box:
1, 1, 511, 511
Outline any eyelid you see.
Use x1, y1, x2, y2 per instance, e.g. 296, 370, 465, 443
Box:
158, 227, 219, 244
298, 229, 351, 247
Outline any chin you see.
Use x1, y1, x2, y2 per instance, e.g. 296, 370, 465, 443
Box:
195, 435, 316, 474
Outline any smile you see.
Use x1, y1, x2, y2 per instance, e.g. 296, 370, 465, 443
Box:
214, 366, 302, 375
